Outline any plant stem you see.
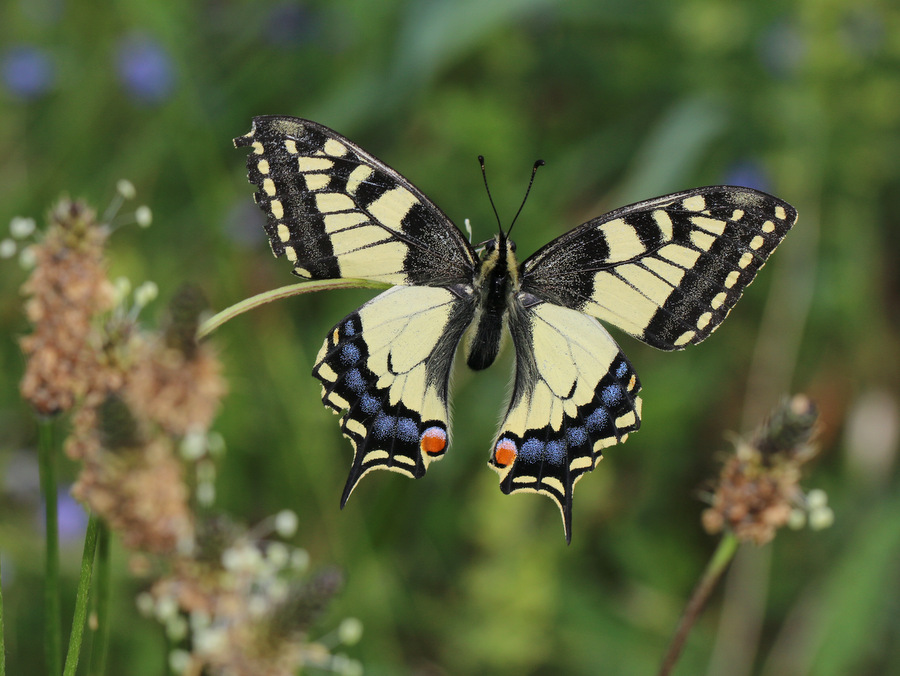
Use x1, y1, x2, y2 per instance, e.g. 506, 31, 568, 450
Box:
1, 555, 6, 676
88, 522, 111, 676
63, 513, 100, 676
658, 533, 740, 676
197, 279, 390, 339
38, 419, 61, 676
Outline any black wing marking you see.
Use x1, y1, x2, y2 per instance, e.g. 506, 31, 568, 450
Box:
313, 285, 475, 504
521, 186, 797, 350
235, 116, 477, 286
489, 298, 642, 542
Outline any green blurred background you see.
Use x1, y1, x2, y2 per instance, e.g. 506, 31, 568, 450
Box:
2, 0, 899, 674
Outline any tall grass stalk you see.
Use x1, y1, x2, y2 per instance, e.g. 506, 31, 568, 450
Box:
63, 514, 100, 676
1, 554, 6, 676
88, 522, 111, 676
38, 419, 61, 676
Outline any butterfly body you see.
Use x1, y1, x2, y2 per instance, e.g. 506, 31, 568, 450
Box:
235, 116, 797, 541
467, 233, 519, 371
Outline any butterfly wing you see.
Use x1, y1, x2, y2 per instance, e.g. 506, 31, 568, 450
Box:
490, 299, 642, 542
313, 285, 475, 505
235, 116, 477, 285
521, 186, 797, 350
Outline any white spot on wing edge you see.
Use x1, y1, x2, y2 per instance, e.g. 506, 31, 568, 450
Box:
674, 330, 695, 346
683, 194, 706, 211
270, 199, 284, 219
324, 138, 349, 157
775, 205, 786, 220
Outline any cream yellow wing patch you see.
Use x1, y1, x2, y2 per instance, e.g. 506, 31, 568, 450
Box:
235, 116, 477, 286
521, 186, 797, 350
489, 300, 642, 542
313, 285, 475, 505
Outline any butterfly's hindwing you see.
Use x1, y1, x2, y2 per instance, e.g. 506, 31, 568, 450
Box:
234, 116, 476, 286
522, 186, 797, 350
312, 285, 475, 505
490, 300, 642, 541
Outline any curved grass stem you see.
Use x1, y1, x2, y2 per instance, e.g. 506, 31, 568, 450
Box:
197, 279, 391, 340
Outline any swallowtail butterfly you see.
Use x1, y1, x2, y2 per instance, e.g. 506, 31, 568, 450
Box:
235, 116, 796, 541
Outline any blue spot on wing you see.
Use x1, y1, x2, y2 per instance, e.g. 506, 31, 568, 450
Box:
520, 438, 544, 462
585, 407, 609, 433
372, 413, 396, 439
360, 394, 380, 414
616, 361, 628, 379
340, 343, 361, 364
344, 368, 366, 394
601, 384, 622, 407
397, 417, 419, 443
546, 440, 565, 464
566, 426, 587, 446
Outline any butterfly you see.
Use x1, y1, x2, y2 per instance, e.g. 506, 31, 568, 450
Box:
235, 116, 796, 542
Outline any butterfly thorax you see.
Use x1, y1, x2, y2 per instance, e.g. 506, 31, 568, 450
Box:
465, 234, 520, 371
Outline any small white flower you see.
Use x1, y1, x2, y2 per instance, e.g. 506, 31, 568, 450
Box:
221, 546, 241, 572
194, 627, 229, 657
268, 578, 289, 603
787, 508, 806, 530
168, 649, 192, 674
197, 480, 215, 507
18, 245, 36, 269
290, 547, 310, 572
9, 216, 35, 238
134, 280, 158, 307
0, 238, 16, 258
274, 509, 299, 538
116, 179, 137, 199
266, 542, 290, 568
112, 276, 132, 306
135, 592, 156, 617
135, 205, 153, 227
166, 615, 188, 641
248, 594, 270, 618
206, 431, 226, 457
809, 505, 834, 530
196, 459, 216, 483
332, 654, 364, 676
155, 595, 179, 622
189, 609, 211, 632
180, 429, 207, 460
338, 617, 364, 646
806, 488, 828, 510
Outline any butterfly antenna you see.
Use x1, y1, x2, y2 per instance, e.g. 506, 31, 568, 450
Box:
478, 155, 503, 236
507, 159, 545, 238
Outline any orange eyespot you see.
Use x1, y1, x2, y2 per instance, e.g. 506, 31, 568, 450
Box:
420, 427, 447, 456
494, 438, 517, 467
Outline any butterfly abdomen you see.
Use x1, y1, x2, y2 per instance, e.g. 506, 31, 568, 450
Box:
465, 235, 520, 371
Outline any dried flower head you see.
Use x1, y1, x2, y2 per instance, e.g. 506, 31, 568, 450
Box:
702, 395, 822, 545
19, 199, 115, 414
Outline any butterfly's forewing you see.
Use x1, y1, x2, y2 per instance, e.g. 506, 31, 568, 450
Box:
313, 285, 475, 505
490, 300, 642, 542
521, 186, 797, 350
234, 116, 477, 286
